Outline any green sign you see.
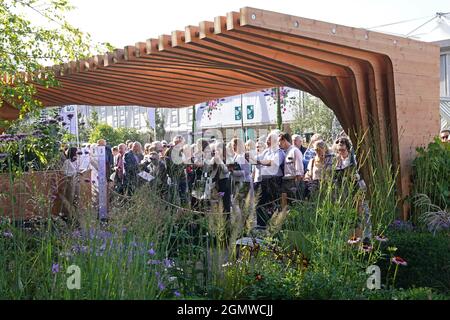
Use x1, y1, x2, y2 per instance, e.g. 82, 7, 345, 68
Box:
247, 105, 254, 120
235, 106, 242, 120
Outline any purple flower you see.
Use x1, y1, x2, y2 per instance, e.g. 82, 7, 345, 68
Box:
72, 244, 88, 254
99, 231, 112, 239
2, 231, 13, 238
158, 282, 165, 291
51, 263, 60, 274
218, 192, 225, 197
72, 230, 82, 238
148, 248, 156, 256
163, 258, 174, 268
174, 291, 181, 297
389, 220, 414, 231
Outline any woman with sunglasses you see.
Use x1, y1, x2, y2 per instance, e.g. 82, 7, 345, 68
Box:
333, 136, 371, 242
304, 140, 333, 198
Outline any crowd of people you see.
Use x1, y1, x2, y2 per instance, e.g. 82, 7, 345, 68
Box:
64, 131, 362, 230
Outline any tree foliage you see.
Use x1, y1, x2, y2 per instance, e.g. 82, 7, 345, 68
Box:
0, 0, 111, 128
292, 93, 341, 142
88, 122, 152, 147
155, 108, 165, 141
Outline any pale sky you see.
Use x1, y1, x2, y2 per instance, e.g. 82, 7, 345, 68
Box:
63, 0, 450, 48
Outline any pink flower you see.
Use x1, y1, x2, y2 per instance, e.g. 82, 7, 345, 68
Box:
375, 235, 388, 242
391, 256, 407, 266
361, 244, 373, 253
347, 236, 360, 245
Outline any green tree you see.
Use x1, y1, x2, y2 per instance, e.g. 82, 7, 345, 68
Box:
292, 93, 341, 142
89, 123, 121, 147
78, 110, 98, 143
116, 127, 151, 145
155, 108, 165, 141
0, 0, 111, 129
276, 87, 282, 131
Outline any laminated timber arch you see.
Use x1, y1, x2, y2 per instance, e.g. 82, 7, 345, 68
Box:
0, 7, 440, 219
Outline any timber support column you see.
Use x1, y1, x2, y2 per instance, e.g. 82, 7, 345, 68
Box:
391, 49, 441, 219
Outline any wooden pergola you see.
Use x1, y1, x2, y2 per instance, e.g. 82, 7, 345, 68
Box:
0, 7, 441, 218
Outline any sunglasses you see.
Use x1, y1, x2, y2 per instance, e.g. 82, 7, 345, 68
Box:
335, 139, 347, 144
441, 135, 449, 140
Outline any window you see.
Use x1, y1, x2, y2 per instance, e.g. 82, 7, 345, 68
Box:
441, 53, 450, 98
234, 106, 242, 121
246, 105, 254, 120
171, 110, 178, 124
187, 108, 193, 122
246, 128, 255, 141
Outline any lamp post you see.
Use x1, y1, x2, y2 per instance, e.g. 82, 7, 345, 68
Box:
276, 87, 283, 131
240, 94, 246, 142
191, 105, 196, 144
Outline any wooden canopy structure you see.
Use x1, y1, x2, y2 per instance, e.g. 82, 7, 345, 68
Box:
0, 7, 440, 217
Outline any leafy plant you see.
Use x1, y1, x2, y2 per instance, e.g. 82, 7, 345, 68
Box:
292, 93, 342, 142
413, 194, 450, 234
412, 138, 450, 220
0, 112, 66, 173
378, 228, 450, 294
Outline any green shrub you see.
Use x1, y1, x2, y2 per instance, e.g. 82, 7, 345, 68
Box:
412, 138, 450, 218
293, 267, 367, 300
89, 123, 122, 146
379, 228, 450, 293
365, 287, 449, 300
0, 113, 66, 173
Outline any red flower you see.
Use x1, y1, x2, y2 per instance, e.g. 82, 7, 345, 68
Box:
255, 274, 263, 281
391, 256, 407, 266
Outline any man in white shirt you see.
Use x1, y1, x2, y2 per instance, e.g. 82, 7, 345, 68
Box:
255, 132, 285, 228
278, 132, 304, 200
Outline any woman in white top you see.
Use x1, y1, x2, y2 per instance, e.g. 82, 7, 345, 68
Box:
61, 147, 82, 220
304, 140, 333, 198
228, 138, 253, 215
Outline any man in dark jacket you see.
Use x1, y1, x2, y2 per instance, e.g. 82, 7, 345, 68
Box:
124, 141, 143, 196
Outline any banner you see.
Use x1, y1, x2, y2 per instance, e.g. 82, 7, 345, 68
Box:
91, 146, 107, 220
147, 108, 156, 128
60, 105, 78, 137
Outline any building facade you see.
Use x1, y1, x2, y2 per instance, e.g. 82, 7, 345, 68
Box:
77, 105, 155, 132
161, 87, 304, 143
